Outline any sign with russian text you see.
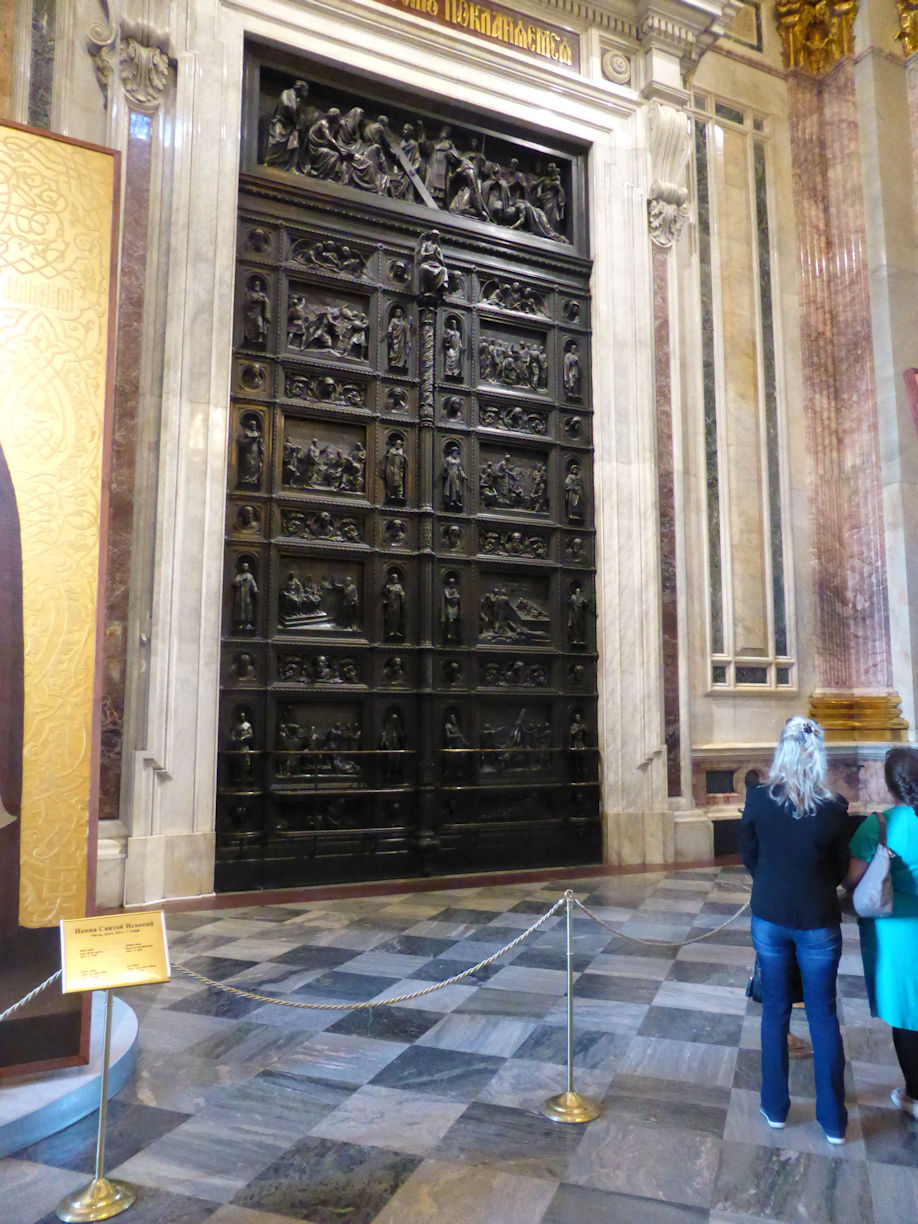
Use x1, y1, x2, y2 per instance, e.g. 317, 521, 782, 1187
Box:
60, 912, 170, 993
373, 0, 580, 70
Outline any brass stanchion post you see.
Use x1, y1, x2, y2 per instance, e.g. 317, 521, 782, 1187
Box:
541, 890, 600, 1124
57, 990, 136, 1222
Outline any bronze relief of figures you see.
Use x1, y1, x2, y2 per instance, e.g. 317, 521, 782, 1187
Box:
386, 306, 411, 370
383, 435, 408, 504
260, 78, 572, 243
287, 294, 369, 359
232, 558, 258, 632
563, 459, 585, 524
282, 435, 366, 494
478, 334, 547, 391
416, 229, 448, 302
441, 441, 466, 511
277, 568, 361, 632
442, 316, 464, 380
479, 453, 549, 514
562, 339, 581, 399
237, 414, 264, 488
382, 568, 406, 641
567, 580, 589, 648
440, 573, 461, 644
243, 275, 271, 348
229, 707, 256, 785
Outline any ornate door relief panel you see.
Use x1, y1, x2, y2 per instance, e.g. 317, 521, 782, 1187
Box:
216, 49, 601, 889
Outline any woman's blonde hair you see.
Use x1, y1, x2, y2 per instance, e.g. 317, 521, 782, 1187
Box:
766, 716, 833, 818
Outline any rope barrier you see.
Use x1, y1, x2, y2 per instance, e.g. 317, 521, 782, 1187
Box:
173, 895, 566, 1010
0, 886, 754, 1023
574, 896, 750, 946
0, 969, 62, 1023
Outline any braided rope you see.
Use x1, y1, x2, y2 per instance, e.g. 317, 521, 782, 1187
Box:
0, 970, 62, 1024
174, 895, 565, 1010
574, 897, 750, 947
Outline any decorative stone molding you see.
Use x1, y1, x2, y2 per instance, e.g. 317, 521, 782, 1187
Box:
635, 0, 744, 72
897, 0, 918, 57
601, 47, 633, 84
647, 102, 692, 248
773, 0, 857, 76
87, 2, 171, 112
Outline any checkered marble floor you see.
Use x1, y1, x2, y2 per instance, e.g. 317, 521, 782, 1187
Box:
3, 866, 917, 1224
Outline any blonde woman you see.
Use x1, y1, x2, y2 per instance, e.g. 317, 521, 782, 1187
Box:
740, 716, 851, 1144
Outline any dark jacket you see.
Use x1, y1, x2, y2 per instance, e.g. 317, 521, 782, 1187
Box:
740, 782, 851, 929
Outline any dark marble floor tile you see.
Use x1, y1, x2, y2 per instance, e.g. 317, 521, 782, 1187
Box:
434, 907, 494, 925
601, 1075, 728, 1138
666, 960, 749, 989
14, 1100, 190, 1173
509, 899, 565, 914
370, 1044, 504, 1100
512, 949, 591, 973
543, 1182, 708, 1224
414, 956, 504, 986
177, 955, 260, 982
430, 1100, 586, 1181
732, 1047, 817, 1098
837, 975, 868, 1000
327, 1005, 444, 1043
858, 1104, 918, 1167
469, 924, 540, 946
374, 934, 457, 957
699, 900, 746, 915
514, 1024, 627, 1069
639, 1004, 744, 1047
33, 1184, 219, 1224
683, 928, 752, 947
582, 935, 671, 959
573, 972, 659, 1004
291, 970, 400, 1004
231, 1135, 420, 1224
270, 944, 358, 970
168, 988, 267, 1020
712, 1139, 873, 1224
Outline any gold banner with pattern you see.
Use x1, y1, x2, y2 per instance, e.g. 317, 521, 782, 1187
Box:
0, 122, 117, 926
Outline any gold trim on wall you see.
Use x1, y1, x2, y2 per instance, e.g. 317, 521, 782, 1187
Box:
808, 691, 909, 742
0, 122, 117, 926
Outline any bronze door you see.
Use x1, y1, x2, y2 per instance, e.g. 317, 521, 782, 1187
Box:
217, 52, 600, 890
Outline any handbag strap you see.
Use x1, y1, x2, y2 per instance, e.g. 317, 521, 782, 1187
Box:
876, 812, 887, 847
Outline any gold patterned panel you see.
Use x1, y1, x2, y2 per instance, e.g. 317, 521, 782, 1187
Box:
898, 0, 918, 57
773, 0, 857, 75
0, 123, 116, 926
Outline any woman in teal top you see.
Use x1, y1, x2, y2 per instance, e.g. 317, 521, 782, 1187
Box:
848, 747, 918, 1119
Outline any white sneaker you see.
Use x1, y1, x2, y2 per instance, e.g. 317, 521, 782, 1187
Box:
759, 1107, 786, 1129
824, 1132, 846, 1146
891, 1088, 918, 1119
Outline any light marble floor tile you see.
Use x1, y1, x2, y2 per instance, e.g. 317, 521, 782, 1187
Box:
485, 965, 571, 996
868, 1159, 918, 1223
274, 1030, 408, 1085
712, 1138, 873, 1224
676, 943, 753, 966
652, 980, 749, 1016
587, 953, 673, 980
336, 950, 431, 978
310, 1084, 467, 1155
619, 1035, 737, 1089
206, 1206, 322, 1224
0, 1159, 87, 1224
417, 1013, 536, 1058
724, 1088, 865, 1157
371, 1157, 558, 1224
542, 996, 649, 1035
850, 1060, 902, 1109
382, 980, 480, 1012
476, 1057, 610, 1111
565, 1117, 722, 1207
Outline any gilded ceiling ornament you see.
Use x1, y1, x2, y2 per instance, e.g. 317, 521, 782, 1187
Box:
897, 0, 918, 57
773, 0, 857, 75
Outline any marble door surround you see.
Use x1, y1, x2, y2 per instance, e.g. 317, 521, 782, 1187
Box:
85, 0, 740, 907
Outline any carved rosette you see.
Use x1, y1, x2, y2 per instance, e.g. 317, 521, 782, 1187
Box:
898, 0, 918, 57
647, 103, 692, 250
88, 7, 172, 111
773, 0, 857, 75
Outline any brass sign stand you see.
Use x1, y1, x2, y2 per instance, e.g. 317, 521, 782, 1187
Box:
541, 890, 601, 1124
56, 989, 136, 1222
55, 911, 170, 1221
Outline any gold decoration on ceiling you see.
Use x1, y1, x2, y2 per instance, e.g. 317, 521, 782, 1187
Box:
773, 0, 857, 75
897, 0, 918, 57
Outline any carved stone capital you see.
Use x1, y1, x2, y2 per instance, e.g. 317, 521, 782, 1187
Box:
773, 0, 857, 76
88, 3, 172, 112
635, 0, 744, 73
647, 102, 692, 248
898, 0, 918, 58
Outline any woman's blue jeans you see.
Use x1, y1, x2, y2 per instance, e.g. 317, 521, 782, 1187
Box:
750, 915, 847, 1137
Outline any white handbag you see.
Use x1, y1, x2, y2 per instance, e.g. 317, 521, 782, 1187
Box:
853, 813, 895, 918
